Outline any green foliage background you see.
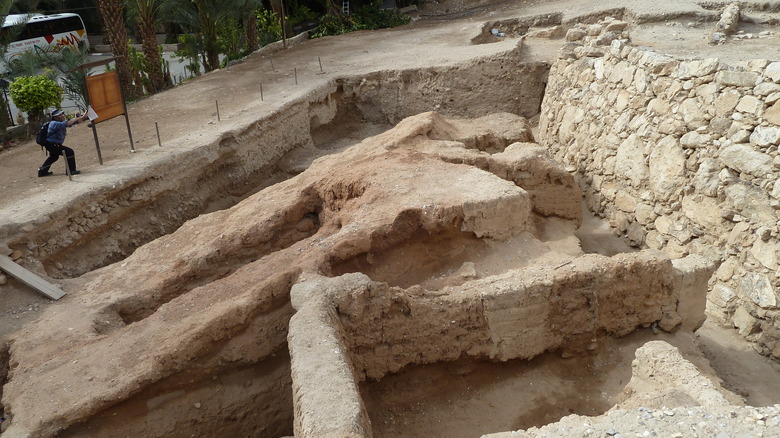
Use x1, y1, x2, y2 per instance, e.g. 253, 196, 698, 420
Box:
9, 75, 62, 113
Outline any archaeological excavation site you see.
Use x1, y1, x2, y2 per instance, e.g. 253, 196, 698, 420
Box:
3, 0, 780, 437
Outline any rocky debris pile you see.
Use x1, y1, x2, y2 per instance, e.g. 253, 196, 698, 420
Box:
541, 31, 780, 360
562, 17, 631, 59
710, 2, 741, 45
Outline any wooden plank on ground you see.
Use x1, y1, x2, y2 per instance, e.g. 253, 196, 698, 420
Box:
0, 254, 66, 300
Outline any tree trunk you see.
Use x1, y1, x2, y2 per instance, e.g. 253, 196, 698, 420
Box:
245, 12, 258, 53
96, 0, 137, 99
138, 17, 165, 93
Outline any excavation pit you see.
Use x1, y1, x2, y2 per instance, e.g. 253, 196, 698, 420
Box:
4, 2, 780, 436
359, 329, 695, 438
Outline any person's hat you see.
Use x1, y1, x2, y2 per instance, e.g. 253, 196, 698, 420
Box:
51, 110, 64, 117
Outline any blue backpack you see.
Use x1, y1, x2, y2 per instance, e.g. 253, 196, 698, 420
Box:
36, 121, 50, 147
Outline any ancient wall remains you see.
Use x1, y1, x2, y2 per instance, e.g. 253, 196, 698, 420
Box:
539, 30, 780, 359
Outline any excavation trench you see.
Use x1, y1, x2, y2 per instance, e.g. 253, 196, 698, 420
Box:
1, 52, 555, 437
4, 51, 548, 280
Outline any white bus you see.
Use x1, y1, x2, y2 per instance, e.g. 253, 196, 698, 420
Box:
2, 13, 89, 64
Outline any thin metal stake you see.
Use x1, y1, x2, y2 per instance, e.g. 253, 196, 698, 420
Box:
318, 56, 323, 72
260, 83, 264, 101
270, 58, 275, 71
155, 122, 162, 146
294, 68, 297, 85
216, 100, 220, 121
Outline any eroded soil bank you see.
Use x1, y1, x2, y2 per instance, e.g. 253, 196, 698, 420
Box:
3, 0, 780, 436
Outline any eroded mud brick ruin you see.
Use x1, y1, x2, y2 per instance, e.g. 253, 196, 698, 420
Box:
2, 0, 780, 437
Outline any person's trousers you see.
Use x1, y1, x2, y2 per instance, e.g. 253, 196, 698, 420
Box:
39, 143, 76, 176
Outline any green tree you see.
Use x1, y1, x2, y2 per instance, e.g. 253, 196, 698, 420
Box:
95, 0, 138, 99
240, 0, 262, 53
7, 44, 92, 112
125, 0, 167, 93
9, 75, 62, 133
169, 0, 243, 72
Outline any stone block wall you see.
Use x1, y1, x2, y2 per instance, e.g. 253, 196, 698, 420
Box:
539, 37, 780, 359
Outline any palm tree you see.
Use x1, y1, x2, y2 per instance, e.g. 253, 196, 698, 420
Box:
126, 0, 166, 93
95, 0, 138, 99
241, 0, 261, 53
169, 0, 243, 72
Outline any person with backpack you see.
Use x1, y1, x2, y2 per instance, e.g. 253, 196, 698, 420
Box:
37, 109, 89, 177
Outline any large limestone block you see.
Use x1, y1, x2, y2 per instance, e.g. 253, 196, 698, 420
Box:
763, 101, 780, 125
715, 70, 760, 87
733, 306, 760, 336
750, 239, 778, 270
615, 134, 649, 187
735, 95, 764, 115
750, 125, 780, 147
740, 273, 778, 308
766, 61, 780, 82
710, 283, 739, 311
677, 58, 720, 80
648, 135, 686, 201
754, 82, 780, 96
680, 131, 711, 149
718, 143, 773, 177
725, 182, 777, 225
714, 90, 741, 117
679, 98, 708, 129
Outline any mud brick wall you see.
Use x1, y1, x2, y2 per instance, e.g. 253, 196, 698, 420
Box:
539, 36, 780, 359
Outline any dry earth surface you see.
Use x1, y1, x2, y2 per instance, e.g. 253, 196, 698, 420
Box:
2, 0, 780, 437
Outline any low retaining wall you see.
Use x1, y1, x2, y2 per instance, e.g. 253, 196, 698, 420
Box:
539, 32, 780, 358
288, 251, 713, 437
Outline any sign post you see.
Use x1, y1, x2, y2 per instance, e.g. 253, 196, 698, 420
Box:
72, 57, 135, 164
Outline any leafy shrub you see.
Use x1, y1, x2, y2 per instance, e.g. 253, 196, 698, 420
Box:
9, 75, 62, 115
257, 9, 283, 46
310, 2, 410, 38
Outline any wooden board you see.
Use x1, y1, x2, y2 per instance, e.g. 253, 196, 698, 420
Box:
86, 71, 125, 123
0, 254, 66, 300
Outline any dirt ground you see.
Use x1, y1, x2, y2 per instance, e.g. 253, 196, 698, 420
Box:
3, 0, 780, 435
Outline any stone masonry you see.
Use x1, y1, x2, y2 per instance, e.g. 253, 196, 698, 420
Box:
539, 19, 780, 360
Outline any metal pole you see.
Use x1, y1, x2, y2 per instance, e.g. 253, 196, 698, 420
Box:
271, 58, 275, 71
113, 69, 136, 153
294, 68, 297, 85
260, 83, 263, 101
124, 113, 135, 152
216, 100, 220, 121
91, 123, 103, 165
318, 57, 323, 73
155, 122, 161, 146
